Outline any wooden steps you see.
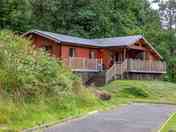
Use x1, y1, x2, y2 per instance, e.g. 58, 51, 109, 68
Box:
86, 72, 106, 86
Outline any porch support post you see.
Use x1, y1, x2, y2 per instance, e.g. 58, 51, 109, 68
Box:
123, 47, 127, 61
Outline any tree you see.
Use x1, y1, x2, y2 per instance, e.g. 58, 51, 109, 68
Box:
158, 0, 176, 30
1, 0, 176, 81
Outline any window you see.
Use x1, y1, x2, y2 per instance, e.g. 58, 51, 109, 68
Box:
44, 45, 52, 53
69, 48, 76, 57
136, 52, 145, 60
89, 50, 96, 59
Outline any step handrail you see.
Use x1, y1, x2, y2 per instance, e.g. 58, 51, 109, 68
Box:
105, 60, 128, 83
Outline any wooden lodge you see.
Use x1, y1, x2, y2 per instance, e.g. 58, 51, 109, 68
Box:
24, 30, 166, 85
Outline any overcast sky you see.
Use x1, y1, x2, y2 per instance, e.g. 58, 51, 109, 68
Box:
149, 0, 168, 10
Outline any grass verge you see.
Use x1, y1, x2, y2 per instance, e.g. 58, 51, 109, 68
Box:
160, 113, 176, 132
1, 80, 176, 131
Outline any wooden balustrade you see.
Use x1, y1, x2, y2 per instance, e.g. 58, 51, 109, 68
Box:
63, 57, 103, 72
105, 59, 166, 83
63, 57, 166, 75
127, 59, 167, 73
106, 60, 128, 83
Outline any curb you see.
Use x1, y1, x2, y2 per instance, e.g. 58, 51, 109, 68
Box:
158, 113, 176, 132
133, 100, 176, 106
23, 110, 98, 132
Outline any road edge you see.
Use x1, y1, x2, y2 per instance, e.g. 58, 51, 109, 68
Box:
158, 112, 176, 132
23, 110, 98, 132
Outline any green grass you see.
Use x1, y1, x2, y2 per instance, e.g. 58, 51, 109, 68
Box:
1, 80, 176, 131
161, 113, 176, 132
1, 31, 176, 131
100, 80, 176, 103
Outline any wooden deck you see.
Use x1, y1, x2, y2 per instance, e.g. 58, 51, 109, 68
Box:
63, 57, 103, 72
105, 59, 166, 83
63, 57, 166, 84
63, 58, 166, 74
127, 59, 166, 73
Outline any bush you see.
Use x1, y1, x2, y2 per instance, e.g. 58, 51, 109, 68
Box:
0, 31, 83, 101
0, 31, 103, 130
120, 86, 150, 98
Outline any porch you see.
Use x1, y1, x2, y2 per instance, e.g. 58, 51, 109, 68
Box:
63, 57, 166, 74
105, 59, 166, 83
63, 57, 103, 72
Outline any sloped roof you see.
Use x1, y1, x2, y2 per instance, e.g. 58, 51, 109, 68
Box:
92, 36, 143, 47
24, 30, 143, 47
24, 30, 162, 59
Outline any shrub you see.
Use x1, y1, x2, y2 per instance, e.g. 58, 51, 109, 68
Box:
0, 30, 100, 130
0, 31, 83, 101
120, 86, 150, 98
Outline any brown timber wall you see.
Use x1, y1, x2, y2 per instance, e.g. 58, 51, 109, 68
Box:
125, 72, 164, 80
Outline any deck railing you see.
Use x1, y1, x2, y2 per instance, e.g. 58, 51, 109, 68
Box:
63, 57, 103, 72
127, 59, 167, 73
63, 57, 166, 74
106, 60, 128, 83
105, 59, 166, 83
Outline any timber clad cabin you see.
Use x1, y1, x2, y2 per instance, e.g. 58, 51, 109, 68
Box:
24, 30, 166, 85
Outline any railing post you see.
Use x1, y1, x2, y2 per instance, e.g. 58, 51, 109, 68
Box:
69, 57, 71, 67
83, 58, 86, 70
96, 59, 98, 71
126, 59, 128, 70
101, 58, 103, 71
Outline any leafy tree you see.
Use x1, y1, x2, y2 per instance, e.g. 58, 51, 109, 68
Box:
1, 0, 176, 82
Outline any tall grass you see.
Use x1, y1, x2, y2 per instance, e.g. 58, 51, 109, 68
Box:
0, 31, 100, 130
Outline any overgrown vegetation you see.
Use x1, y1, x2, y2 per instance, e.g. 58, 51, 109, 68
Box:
100, 80, 176, 103
1, 0, 176, 82
1, 0, 176, 131
0, 31, 102, 131
0, 33, 176, 131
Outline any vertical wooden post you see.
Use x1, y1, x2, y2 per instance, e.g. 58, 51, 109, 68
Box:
83, 58, 86, 69
69, 57, 71, 67
101, 58, 103, 71
120, 48, 122, 63
96, 59, 98, 71
123, 48, 126, 61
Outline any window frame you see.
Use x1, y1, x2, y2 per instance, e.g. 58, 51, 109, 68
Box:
69, 47, 76, 57
89, 50, 96, 59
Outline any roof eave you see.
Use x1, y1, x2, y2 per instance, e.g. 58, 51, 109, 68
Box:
23, 31, 61, 44
126, 36, 163, 60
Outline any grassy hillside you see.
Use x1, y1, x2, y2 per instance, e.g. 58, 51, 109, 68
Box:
1, 31, 176, 132
100, 80, 176, 103
0, 31, 102, 131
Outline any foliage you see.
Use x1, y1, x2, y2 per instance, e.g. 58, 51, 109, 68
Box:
101, 80, 176, 101
1, 0, 176, 82
3, 0, 176, 84
119, 86, 150, 98
0, 31, 101, 130
0, 31, 83, 101
160, 113, 176, 132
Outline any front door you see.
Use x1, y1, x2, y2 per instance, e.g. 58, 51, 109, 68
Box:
114, 52, 122, 63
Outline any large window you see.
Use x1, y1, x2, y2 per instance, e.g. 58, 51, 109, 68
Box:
69, 48, 76, 57
136, 52, 145, 60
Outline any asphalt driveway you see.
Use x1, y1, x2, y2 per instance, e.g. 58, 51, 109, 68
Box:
44, 103, 176, 132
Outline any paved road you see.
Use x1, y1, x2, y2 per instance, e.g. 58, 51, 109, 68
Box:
44, 103, 176, 132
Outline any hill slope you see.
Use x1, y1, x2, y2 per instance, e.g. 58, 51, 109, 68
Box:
0, 31, 100, 131
101, 80, 176, 103
1, 31, 176, 131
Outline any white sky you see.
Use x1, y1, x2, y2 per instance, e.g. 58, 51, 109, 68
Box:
148, 0, 168, 10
